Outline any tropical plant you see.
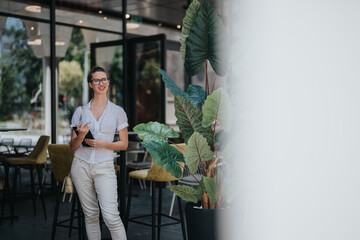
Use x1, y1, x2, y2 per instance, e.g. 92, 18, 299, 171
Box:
134, 0, 231, 209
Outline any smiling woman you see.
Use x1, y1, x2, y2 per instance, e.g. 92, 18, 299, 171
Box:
69, 66, 128, 240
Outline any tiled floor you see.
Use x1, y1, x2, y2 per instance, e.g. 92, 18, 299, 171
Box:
0, 171, 186, 240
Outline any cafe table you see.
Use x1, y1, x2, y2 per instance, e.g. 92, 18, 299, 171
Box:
0, 128, 27, 132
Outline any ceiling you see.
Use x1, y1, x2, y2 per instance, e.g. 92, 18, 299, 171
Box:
57, 0, 191, 29
0, 0, 223, 42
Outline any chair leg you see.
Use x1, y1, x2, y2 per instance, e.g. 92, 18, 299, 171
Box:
11, 166, 19, 224
169, 192, 176, 217
69, 194, 77, 238
76, 197, 82, 240
36, 165, 47, 220
157, 182, 163, 240
151, 181, 156, 240
29, 166, 37, 216
51, 184, 62, 240
0, 164, 10, 225
125, 177, 134, 231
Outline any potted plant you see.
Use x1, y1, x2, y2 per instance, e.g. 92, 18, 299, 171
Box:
133, 0, 232, 239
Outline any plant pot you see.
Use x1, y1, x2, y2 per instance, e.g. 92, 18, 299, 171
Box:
185, 202, 218, 240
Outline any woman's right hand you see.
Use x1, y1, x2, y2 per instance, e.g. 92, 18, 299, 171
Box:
77, 123, 90, 137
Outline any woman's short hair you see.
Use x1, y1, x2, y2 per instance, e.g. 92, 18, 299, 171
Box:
87, 66, 109, 83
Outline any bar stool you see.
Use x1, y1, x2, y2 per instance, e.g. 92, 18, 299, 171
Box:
48, 144, 83, 240
1, 135, 49, 224
125, 161, 186, 240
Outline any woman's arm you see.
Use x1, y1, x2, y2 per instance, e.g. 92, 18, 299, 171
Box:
69, 123, 90, 151
84, 127, 128, 151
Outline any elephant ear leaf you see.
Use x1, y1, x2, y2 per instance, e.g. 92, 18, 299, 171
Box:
167, 185, 199, 203
202, 176, 217, 203
158, 68, 189, 100
184, 1, 228, 76
183, 132, 213, 174
175, 95, 213, 145
202, 88, 232, 132
186, 84, 205, 107
141, 141, 184, 178
133, 122, 179, 142
180, 0, 201, 60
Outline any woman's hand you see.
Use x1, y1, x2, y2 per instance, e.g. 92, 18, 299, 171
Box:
84, 139, 105, 148
77, 123, 90, 137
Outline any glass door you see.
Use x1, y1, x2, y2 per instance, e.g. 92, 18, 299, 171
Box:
90, 34, 166, 130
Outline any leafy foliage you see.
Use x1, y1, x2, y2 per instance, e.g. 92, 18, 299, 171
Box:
167, 185, 199, 203
202, 88, 232, 131
134, 121, 179, 142
202, 176, 217, 203
0, 25, 42, 120
183, 132, 213, 174
141, 141, 184, 178
180, 0, 201, 59
174, 95, 213, 145
59, 60, 83, 99
184, 1, 227, 76
134, 0, 233, 209
186, 84, 206, 107
62, 27, 86, 71
159, 68, 189, 100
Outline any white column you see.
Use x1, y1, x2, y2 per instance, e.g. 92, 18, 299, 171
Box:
82, 49, 89, 104
43, 58, 52, 138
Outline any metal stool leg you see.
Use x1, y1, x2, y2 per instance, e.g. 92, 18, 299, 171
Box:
125, 177, 134, 231
36, 165, 47, 220
29, 166, 36, 216
51, 184, 62, 240
152, 181, 156, 240
157, 182, 163, 240
69, 194, 77, 237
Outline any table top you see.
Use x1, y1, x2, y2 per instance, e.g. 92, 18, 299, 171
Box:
0, 128, 27, 132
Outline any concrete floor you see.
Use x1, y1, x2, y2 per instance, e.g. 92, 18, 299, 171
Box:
0, 169, 186, 240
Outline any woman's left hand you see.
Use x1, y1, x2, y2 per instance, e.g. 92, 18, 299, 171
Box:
84, 139, 105, 148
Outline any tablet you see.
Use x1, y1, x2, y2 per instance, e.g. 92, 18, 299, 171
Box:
73, 126, 94, 147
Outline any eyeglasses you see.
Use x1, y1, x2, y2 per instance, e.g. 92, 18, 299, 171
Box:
91, 78, 109, 85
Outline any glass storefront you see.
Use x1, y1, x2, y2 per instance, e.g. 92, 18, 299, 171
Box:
0, 0, 183, 145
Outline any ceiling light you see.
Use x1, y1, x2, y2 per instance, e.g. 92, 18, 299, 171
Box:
99, 10, 102, 14
126, 22, 140, 30
158, 23, 162, 27
177, 25, 181, 29
104, 17, 108, 20
27, 39, 41, 45
125, 13, 130, 19
25, 5, 41, 13
78, 20, 83, 24
30, 26, 35, 31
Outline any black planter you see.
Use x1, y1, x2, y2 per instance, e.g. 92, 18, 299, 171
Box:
185, 202, 218, 240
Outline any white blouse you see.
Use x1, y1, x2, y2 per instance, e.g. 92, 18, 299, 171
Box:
70, 99, 128, 164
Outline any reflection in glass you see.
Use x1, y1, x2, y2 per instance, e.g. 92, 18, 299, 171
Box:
0, 17, 44, 136
134, 41, 161, 124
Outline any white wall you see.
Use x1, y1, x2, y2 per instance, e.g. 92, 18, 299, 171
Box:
225, 1, 360, 239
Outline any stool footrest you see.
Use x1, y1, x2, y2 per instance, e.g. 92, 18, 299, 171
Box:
129, 213, 181, 228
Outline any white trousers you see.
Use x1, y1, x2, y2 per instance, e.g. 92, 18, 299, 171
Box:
71, 157, 127, 240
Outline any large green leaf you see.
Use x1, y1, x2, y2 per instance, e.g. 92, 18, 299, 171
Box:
133, 122, 179, 142
180, 0, 201, 59
202, 88, 232, 131
184, 1, 228, 76
158, 68, 189, 100
174, 95, 213, 145
141, 141, 184, 178
186, 84, 205, 107
167, 185, 199, 203
202, 176, 217, 203
184, 132, 213, 174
